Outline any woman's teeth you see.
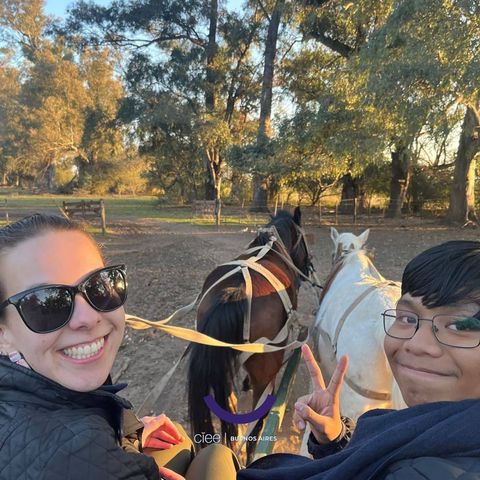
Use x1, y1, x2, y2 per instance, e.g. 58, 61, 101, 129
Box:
63, 337, 104, 360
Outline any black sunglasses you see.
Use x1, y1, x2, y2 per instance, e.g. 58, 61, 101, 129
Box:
0, 265, 127, 334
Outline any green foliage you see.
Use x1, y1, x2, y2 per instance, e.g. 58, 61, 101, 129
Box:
407, 166, 452, 213
0, 1, 131, 192
64, 0, 264, 203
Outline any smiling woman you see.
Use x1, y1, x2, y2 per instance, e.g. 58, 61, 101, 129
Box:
0, 214, 161, 479
0, 213, 241, 480
239, 241, 480, 480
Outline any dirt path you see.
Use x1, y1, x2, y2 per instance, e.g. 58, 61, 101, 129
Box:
104, 217, 478, 459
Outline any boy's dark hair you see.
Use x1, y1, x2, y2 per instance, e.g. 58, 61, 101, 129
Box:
402, 240, 480, 308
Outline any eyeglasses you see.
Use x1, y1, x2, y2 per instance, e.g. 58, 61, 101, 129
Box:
0, 265, 127, 334
382, 308, 480, 349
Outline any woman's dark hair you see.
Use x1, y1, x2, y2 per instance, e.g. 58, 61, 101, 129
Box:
402, 240, 480, 308
0, 213, 100, 310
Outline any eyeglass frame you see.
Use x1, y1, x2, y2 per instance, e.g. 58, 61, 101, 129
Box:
382, 308, 480, 349
0, 264, 127, 334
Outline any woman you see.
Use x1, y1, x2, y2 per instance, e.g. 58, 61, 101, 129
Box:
0, 213, 238, 480
239, 240, 480, 479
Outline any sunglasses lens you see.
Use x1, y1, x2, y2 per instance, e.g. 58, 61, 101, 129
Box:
18, 288, 73, 333
85, 267, 126, 311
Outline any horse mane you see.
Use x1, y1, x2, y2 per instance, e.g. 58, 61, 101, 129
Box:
320, 248, 381, 303
342, 248, 383, 280
318, 258, 345, 305
249, 210, 296, 249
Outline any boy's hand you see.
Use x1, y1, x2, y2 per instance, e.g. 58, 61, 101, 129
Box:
293, 344, 348, 444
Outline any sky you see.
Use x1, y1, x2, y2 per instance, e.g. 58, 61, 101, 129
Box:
45, 0, 244, 18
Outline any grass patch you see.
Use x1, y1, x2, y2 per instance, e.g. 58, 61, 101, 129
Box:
0, 194, 270, 227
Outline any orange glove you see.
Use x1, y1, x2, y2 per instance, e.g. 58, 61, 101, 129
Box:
141, 414, 184, 450
158, 466, 186, 480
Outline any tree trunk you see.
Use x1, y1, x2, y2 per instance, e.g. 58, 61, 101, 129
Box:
251, 174, 269, 212
75, 156, 89, 187
206, 148, 222, 225
447, 105, 480, 225
339, 172, 358, 214
386, 142, 411, 218
251, 0, 285, 212
46, 163, 56, 191
204, 157, 216, 200
203, 0, 222, 221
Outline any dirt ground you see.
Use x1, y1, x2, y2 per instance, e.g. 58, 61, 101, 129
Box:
100, 215, 479, 462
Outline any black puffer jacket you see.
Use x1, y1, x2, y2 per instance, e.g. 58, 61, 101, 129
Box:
0, 357, 160, 480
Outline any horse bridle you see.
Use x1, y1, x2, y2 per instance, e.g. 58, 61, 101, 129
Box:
290, 222, 320, 287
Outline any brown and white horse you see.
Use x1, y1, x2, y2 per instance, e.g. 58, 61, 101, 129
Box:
187, 208, 313, 460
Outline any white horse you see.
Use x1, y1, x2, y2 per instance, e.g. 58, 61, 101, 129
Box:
311, 227, 406, 420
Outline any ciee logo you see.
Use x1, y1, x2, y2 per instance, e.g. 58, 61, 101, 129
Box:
203, 394, 276, 424
193, 432, 222, 444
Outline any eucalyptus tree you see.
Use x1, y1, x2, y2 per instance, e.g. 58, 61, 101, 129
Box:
290, 0, 411, 214
65, 0, 263, 222
359, 0, 480, 222
0, 0, 127, 191
0, 57, 22, 183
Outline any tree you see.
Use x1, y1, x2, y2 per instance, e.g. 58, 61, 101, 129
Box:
251, 0, 286, 212
0, 1, 129, 192
447, 105, 480, 225
0, 57, 22, 183
66, 0, 262, 223
292, 0, 410, 214
360, 0, 480, 222
76, 48, 126, 188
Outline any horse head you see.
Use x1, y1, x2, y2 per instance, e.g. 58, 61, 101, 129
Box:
262, 207, 313, 278
330, 227, 370, 265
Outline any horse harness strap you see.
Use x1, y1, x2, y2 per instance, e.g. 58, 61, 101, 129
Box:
316, 281, 398, 402
125, 230, 307, 355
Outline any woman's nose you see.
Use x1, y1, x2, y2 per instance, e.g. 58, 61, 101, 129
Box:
67, 294, 102, 330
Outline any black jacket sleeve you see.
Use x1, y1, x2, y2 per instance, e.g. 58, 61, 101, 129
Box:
307, 416, 355, 459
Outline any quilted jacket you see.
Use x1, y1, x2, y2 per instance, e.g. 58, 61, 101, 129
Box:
0, 357, 160, 480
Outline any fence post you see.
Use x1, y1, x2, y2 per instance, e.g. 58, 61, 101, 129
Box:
353, 197, 357, 225
335, 202, 339, 225
100, 199, 107, 235
274, 196, 278, 216
318, 198, 322, 224
4, 199, 8, 224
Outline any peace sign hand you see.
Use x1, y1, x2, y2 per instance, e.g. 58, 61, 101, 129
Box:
293, 344, 348, 445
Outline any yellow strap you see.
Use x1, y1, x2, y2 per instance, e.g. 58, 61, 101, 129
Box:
125, 314, 305, 353
124, 228, 307, 354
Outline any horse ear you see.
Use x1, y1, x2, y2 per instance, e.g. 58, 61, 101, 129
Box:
330, 227, 339, 242
358, 228, 370, 246
293, 206, 302, 226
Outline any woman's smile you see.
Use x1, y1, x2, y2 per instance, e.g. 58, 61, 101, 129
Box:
60, 334, 108, 362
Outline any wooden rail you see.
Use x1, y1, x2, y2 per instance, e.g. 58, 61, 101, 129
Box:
192, 199, 216, 218
62, 199, 107, 234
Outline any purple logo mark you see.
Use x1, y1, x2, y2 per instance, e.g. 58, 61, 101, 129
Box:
204, 394, 276, 424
